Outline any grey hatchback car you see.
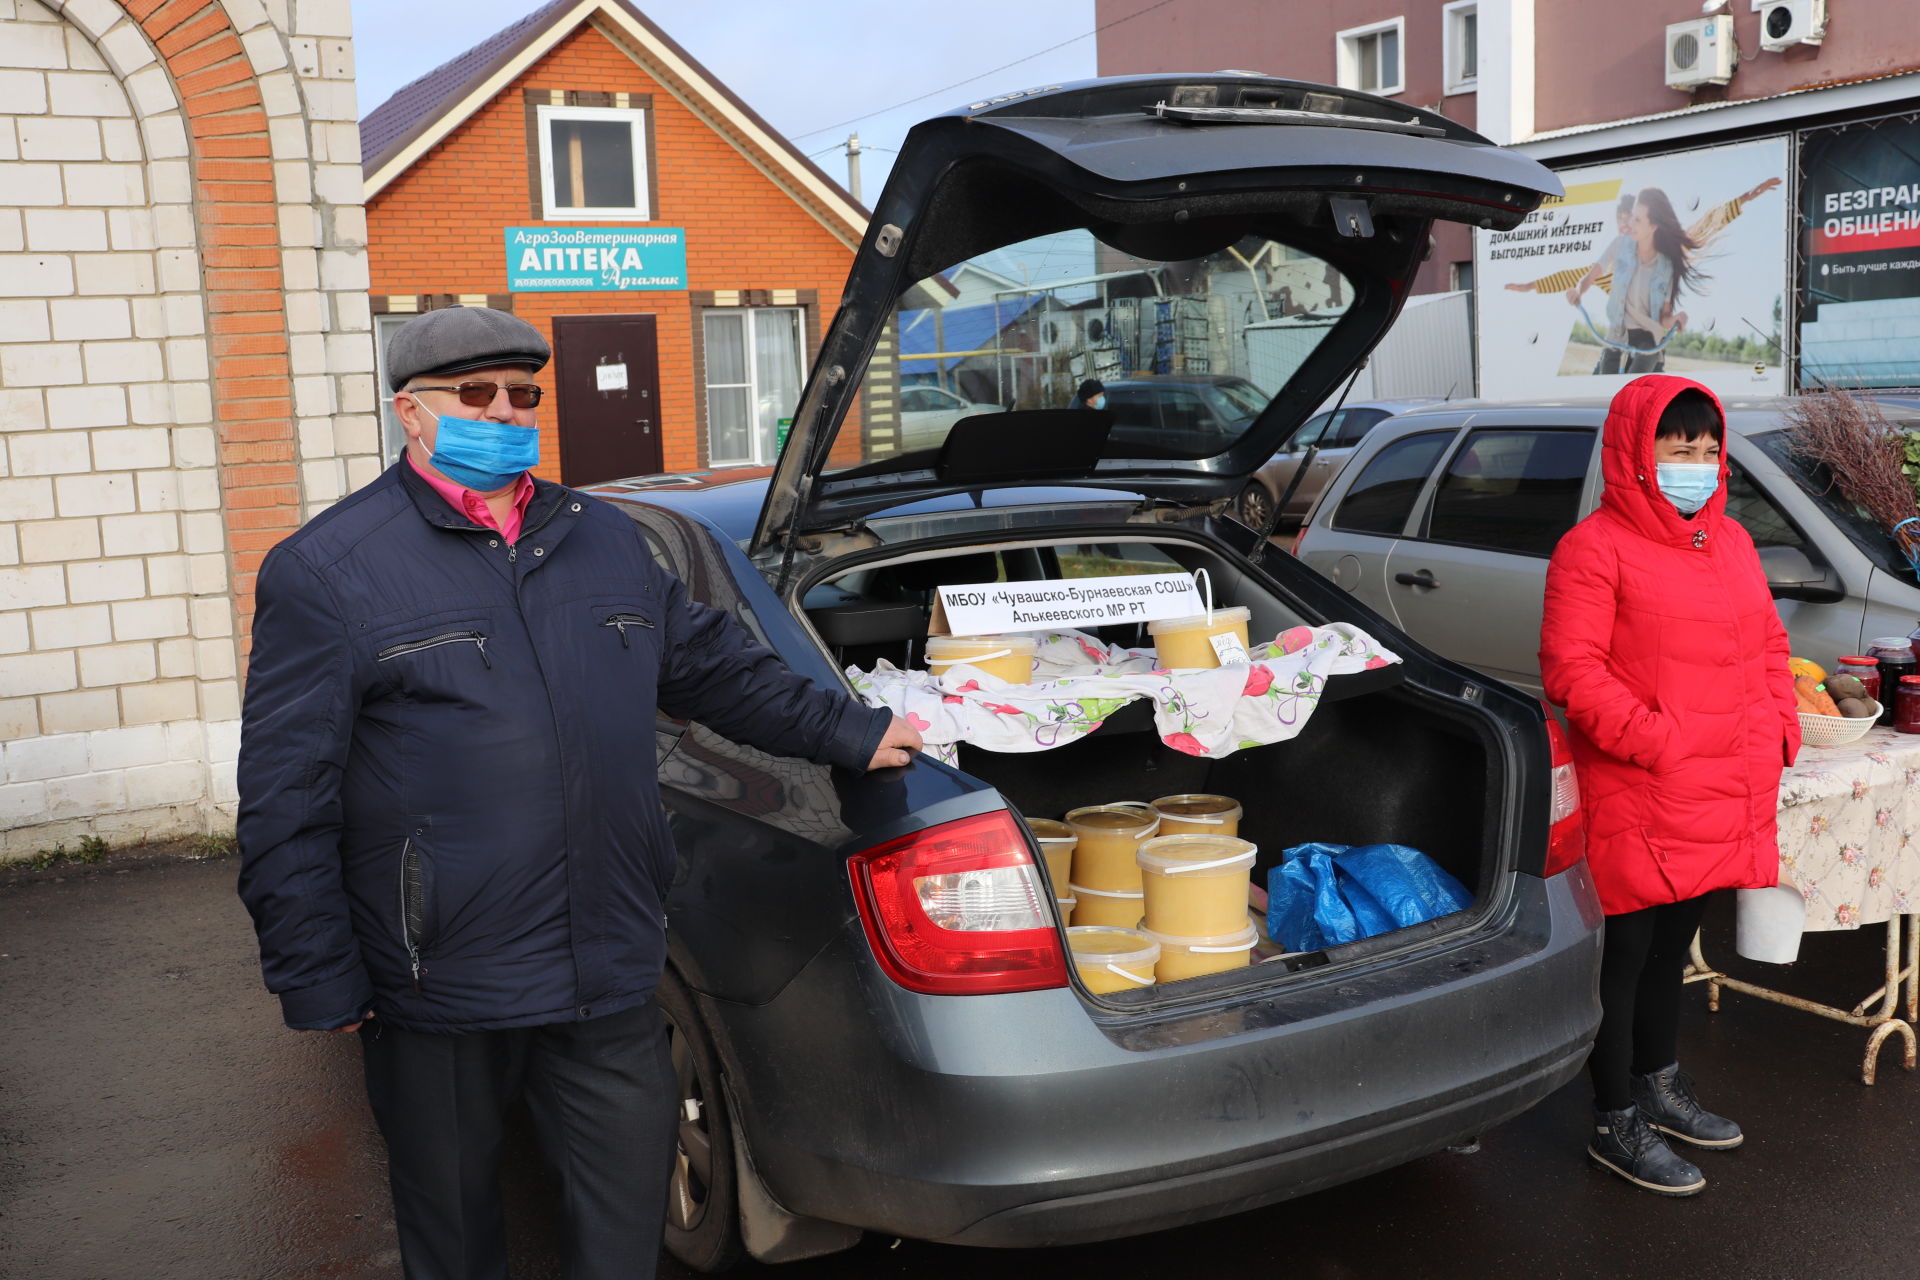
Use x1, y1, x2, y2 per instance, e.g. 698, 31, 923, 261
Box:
587, 75, 1605, 1271
1295, 398, 1920, 700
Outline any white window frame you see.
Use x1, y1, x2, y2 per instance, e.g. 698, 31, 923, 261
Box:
704, 306, 804, 468
536, 103, 652, 219
1335, 17, 1406, 97
1443, 2, 1479, 95
374, 313, 414, 465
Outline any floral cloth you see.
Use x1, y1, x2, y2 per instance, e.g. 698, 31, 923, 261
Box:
1776, 726, 1920, 931
848, 623, 1399, 764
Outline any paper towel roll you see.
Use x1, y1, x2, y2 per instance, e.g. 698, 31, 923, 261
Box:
1735, 884, 1807, 964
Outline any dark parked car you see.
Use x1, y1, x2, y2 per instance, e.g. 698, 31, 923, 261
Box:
583, 74, 1602, 1271
1101, 373, 1270, 455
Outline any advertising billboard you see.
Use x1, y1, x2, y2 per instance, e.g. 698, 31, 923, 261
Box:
1475, 138, 1790, 400
1799, 114, 1920, 389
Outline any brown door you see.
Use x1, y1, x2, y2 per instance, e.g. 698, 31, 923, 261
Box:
552, 313, 662, 485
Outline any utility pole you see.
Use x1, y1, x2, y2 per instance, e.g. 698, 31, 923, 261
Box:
844, 132, 864, 205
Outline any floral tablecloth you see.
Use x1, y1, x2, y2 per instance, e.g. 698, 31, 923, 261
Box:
1777, 727, 1920, 930
848, 623, 1400, 765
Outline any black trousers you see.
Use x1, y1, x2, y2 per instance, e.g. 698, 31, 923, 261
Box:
359, 1002, 678, 1280
1588, 894, 1712, 1111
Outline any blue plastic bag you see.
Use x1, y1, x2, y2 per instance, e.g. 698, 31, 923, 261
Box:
1266, 842, 1472, 952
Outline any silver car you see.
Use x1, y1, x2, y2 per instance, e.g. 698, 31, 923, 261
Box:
1237, 397, 1441, 530
1296, 398, 1920, 700
898, 384, 1004, 451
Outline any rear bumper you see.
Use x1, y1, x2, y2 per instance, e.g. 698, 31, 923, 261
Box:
702, 867, 1601, 1247
952, 1037, 1585, 1246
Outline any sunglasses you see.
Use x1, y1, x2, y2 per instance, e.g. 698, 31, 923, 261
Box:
407, 381, 545, 409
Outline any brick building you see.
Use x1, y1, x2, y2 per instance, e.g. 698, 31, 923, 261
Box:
0, 0, 376, 859
358, 0, 868, 485
1098, 0, 1920, 394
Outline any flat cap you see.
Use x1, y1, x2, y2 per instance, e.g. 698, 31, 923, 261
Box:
385, 306, 550, 391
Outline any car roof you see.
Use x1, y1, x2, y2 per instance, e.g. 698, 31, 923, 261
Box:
1376, 395, 1920, 439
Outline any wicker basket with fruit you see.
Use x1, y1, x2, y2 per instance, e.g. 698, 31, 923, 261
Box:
1794, 669, 1880, 748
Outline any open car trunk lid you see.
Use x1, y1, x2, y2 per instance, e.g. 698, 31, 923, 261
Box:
750, 74, 1561, 564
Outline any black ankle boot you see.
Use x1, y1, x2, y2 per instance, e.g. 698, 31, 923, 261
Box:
1631, 1062, 1744, 1149
1588, 1104, 1706, 1196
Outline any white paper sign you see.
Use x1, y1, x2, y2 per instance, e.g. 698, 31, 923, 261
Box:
595, 362, 628, 392
938, 572, 1202, 636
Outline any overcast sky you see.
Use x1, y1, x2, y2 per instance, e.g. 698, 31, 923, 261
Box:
349, 0, 1104, 200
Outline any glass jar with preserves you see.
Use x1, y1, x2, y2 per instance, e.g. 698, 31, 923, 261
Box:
1836, 656, 1882, 707
1897, 676, 1920, 734
1869, 638, 1916, 726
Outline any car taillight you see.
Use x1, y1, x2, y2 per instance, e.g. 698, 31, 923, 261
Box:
848, 811, 1069, 996
1543, 713, 1586, 877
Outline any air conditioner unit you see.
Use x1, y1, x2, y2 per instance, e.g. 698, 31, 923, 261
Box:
1665, 16, 1736, 89
1753, 0, 1826, 51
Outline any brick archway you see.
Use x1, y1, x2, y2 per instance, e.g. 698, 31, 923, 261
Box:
98, 0, 304, 654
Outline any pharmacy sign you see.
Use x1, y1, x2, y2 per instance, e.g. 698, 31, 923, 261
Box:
505, 226, 687, 292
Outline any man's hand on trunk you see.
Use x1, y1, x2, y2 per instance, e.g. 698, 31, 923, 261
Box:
868, 715, 923, 770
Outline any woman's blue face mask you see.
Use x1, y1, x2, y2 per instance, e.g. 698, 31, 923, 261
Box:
427, 412, 540, 492
1656, 462, 1719, 516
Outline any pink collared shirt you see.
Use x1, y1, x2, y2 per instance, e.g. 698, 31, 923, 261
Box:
408, 453, 536, 544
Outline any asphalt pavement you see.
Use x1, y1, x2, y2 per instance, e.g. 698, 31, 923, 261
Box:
3, 850, 1917, 1280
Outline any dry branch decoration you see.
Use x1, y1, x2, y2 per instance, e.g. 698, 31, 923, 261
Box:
1785, 390, 1920, 568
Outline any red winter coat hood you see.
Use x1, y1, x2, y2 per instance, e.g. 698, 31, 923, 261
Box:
1598, 373, 1731, 552
1539, 375, 1798, 914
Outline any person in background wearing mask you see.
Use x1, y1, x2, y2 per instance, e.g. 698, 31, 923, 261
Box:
1069, 377, 1106, 411
236, 306, 920, 1279
1539, 375, 1798, 1198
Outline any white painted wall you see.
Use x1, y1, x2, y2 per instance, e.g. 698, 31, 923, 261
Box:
0, 0, 376, 858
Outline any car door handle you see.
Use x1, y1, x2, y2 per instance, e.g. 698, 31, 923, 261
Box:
1394, 570, 1439, 588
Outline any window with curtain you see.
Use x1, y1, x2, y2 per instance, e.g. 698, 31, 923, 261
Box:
1337, 18, 1405, 96
704, 308, 803, 466
1444, 3, 1479, 93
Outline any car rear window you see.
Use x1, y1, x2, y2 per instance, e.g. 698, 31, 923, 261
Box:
1330, 430, 1453, 534
1424, 428, 1595, 557
828, 229, 1351, 470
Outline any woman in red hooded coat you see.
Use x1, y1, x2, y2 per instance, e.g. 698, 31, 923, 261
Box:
1541, 374, 1799, 1197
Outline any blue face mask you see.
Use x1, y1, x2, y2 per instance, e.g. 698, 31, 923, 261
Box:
427, 413, 539, 492
1656, 462, 1719, 516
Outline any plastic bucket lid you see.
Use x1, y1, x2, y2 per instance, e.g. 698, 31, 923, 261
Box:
1151, 793, 1243, 826
926, 634, 1040, 659
1141, 921, 1259, 954
1069, 882, 1144, 901
1136, 834, 1258, 877
1027, 818, 1078, 846
1067, 925, 1160, 972
1065, 802, 1160, 836
1148, 607, 1251, 635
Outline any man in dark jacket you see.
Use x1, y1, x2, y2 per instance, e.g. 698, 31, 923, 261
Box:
236, 306, 917, 1280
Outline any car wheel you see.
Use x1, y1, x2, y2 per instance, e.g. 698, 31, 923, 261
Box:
1237, 483, 1274, 533
658, 969, 744, 1273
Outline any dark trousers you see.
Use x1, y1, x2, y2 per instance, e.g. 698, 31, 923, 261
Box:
359, 1002, 678, 1280
1588, 894, 1712, 1111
